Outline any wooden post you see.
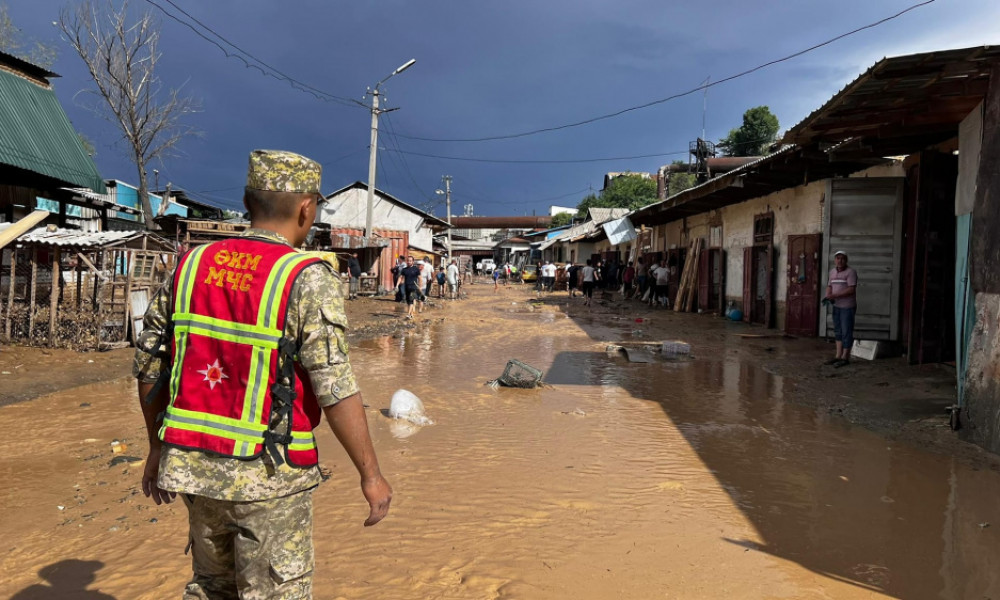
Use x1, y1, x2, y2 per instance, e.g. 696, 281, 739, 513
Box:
27, 247, 37, 339
4, 247, 15, 340
49, 247, 60, 345
75, 256, 83, 310
122, 250, 133, 342
92, 251, 102, 310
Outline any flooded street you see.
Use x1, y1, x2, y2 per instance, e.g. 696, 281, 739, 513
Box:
3, 288, 1000, 599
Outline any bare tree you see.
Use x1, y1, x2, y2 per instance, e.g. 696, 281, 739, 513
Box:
60, 0, 196, 229
0, 2, 58, 67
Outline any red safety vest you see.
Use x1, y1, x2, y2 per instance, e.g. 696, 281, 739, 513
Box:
159, 237, 325, 467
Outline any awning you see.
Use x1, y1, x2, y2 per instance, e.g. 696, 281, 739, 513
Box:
783, 46, 1000, 155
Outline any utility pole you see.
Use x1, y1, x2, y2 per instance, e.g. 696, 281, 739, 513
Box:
436, 175, 453, 263
363, 59, 416, 245
365, 88, 380, 244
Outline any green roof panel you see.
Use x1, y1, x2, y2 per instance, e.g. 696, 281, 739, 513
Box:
0, 68, 105, 193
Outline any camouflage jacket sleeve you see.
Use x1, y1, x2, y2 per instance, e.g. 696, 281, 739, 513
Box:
133, 273, 175, 383
289, 263, 359, 407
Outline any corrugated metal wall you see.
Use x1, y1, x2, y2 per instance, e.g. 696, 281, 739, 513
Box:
329, 227, 407, 293
821, 178, 905, 340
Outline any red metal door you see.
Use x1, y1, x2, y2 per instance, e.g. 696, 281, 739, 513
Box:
698, 250, 710, 312
786, 234, 821, 336
742, 247, 753, 323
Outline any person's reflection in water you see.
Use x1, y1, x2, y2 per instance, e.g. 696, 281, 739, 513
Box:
10, 560, 117, 600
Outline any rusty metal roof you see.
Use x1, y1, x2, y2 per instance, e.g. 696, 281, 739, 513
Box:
783, 46, 1000, 154
450, 215, 553, 229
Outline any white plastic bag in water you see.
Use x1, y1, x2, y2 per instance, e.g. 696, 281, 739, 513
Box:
389, 389, 433, 426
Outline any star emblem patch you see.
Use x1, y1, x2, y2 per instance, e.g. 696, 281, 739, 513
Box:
197, 359, 229, 390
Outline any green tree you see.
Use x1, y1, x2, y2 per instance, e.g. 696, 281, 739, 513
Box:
667, 161, 697, 197
0, 2, 57, 67
550, 212, 574, 227
575, 174, 657, 216
718, 106, 780, 157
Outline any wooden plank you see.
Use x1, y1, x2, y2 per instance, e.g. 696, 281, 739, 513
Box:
49, 247, 60, 346
685, 238, 702, 312
76, 252, 108, 282
674, 240, 694, 311
0, 210, 49, 251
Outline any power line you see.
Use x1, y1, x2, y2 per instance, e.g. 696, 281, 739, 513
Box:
391, 0, 937, 143
143, 0, 362, 108
382, 114, 436, 203
385, 148, 689, 164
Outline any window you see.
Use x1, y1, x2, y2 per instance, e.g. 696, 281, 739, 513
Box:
753, 212, 774, 245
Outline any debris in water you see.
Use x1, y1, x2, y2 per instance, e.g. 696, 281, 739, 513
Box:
662, 340, 692, 359
80, 402, 91, 408
980, 522, 991, 530
486, 359, 544, 389
388, 389, 433, 426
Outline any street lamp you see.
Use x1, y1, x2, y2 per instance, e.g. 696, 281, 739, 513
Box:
365, 59, 416, 245
435, 175, 452, 263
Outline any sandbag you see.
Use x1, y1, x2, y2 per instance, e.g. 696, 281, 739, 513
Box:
389, 389, 433, 426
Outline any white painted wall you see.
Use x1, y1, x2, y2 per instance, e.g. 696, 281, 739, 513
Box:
319, 187, 434, 250
644, 163, 904, 328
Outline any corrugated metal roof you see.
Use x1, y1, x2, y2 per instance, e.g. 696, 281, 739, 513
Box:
783, 46, 1000, 148
17, 227, 144, 247
587, 207, 630, 224
0, 66, 105, 192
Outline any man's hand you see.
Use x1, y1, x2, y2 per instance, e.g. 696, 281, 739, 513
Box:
141, 445, 176, 505
362, 474, 392, 526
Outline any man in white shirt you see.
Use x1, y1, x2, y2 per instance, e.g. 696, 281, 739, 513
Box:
446, 259, 460, 299
581, 259, 598, 307
651, 259, 671, 308
541, 261, 557, 292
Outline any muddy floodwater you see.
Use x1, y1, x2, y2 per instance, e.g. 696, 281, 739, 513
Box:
3, 290, 1000, 599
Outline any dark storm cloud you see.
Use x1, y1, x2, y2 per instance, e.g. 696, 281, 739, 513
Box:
8, 0, 1000, 214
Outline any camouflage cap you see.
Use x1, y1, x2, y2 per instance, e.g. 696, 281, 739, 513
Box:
246, 149, 322, 194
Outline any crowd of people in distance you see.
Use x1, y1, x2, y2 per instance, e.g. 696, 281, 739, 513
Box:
536, 256, 679, 309
351, 253, 684, 315
388, 255, 464, 319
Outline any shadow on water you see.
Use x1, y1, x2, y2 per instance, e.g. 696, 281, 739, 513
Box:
542, 317, 1000, 599
365, 302, 1000, 599
10, 560, 117, 600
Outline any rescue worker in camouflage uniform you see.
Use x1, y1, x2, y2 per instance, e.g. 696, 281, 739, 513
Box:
133, 149, 392, 600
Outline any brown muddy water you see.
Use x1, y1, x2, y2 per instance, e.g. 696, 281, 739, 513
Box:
2, 298, 1000, 599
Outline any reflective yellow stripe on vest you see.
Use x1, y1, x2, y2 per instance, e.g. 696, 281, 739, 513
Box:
289, 430, 317, 452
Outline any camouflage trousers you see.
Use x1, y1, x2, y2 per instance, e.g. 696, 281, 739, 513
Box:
181, 490, 314, 600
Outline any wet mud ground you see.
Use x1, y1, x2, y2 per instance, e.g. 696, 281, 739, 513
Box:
3, 281, 1000, 599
